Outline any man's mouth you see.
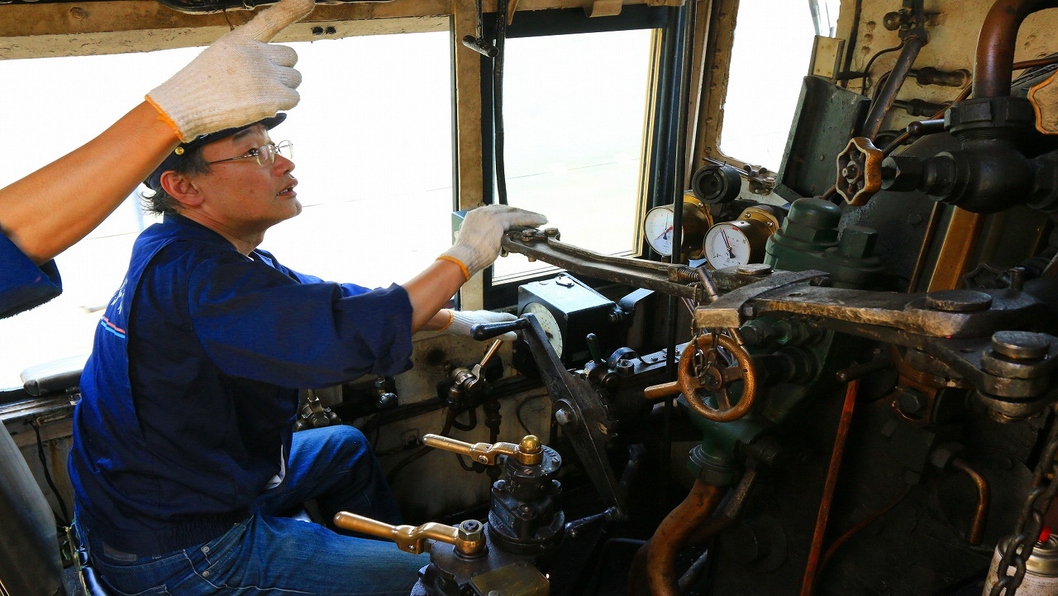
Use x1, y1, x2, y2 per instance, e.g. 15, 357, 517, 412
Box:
278, 178, 298, 196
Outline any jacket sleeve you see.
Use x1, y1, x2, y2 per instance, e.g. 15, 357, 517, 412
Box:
186, 251, 414, 388
0, 233, 62, 319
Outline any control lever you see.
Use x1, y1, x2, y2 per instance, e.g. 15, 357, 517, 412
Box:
461, 0, 498, 57
333, 512, 486, 557
471, 318, 530, 341
448, 339, 504, 401
423, 433, 545, 467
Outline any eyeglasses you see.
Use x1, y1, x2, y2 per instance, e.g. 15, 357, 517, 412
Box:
206, 140, 293, 167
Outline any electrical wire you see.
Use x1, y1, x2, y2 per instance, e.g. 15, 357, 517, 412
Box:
515, 394, 546, 436
492, 0, 509, 205
840, 0, 863, 89
30, 420, 70, 526
818, 484, 914, 573
861, 42, 905, 96
385, 407, 456, 483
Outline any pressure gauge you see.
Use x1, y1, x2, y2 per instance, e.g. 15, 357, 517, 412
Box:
704, 222, 754, 268
644, 195, 712, 259
521, 301, 564, 357
703, 205, 782, 269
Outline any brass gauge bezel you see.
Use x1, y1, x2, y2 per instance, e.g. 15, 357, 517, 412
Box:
643, 194, 714, 259
703, 204, 783, 269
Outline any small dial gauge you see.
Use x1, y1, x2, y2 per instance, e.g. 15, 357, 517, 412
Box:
704, 222, 753, 268
643, 196, 711, 258
644, 205, 677, 256
521, 302, 563, 357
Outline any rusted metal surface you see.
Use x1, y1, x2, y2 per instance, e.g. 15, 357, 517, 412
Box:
692, 0, 738, 166
801, 379, 859, 596
696, 277, 1042, 339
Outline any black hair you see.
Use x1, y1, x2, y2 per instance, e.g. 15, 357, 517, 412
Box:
139, 145, 213, 215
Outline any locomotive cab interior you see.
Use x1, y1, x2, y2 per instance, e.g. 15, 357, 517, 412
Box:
7, 0, 1058, 594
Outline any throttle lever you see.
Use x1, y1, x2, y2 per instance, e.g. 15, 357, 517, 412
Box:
471, 317, 530, 341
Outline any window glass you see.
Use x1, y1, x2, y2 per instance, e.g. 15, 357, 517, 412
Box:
0, 31, 453, 389
719, 0, 824, 170
493, 29, 654, 281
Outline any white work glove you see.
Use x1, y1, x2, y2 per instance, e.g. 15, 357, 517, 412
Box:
438, 205, 548, 280
441, 310, 520, 341
146, 0, 315, 141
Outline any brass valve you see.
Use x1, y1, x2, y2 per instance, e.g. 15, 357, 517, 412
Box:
835, 137, 884, 206
423, 434, 544, 467
332, 512, 486, 557
643, 333, 758, 423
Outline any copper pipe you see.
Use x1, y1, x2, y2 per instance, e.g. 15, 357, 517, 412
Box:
952, 458, 991, 546
800, 379, 859, 596
639, 480, 726, 596
1014, 55, 1058, 70
973, 0, 1058, 99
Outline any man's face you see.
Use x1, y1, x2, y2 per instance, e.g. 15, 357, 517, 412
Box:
190, 124, 301, 238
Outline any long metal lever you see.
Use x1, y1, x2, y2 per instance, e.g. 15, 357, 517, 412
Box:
333, 512, 485, 557
424, 433, 544, 466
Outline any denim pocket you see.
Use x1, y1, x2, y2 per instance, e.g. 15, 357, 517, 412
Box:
102, 582, 172, 596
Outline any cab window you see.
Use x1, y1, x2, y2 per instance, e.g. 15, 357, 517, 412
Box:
719, 0, 839, 170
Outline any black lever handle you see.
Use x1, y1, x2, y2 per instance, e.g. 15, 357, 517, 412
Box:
471, 318, 530, 341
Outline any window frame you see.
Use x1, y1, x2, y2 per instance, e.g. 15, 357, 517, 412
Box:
476, 6, 670, 309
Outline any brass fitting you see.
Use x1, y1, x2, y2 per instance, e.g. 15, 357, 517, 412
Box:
423, 434, 544, 466
333, 512, 486, 557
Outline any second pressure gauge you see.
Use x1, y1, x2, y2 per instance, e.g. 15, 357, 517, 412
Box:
704, 221, 754, 268
703, 205, 782, 269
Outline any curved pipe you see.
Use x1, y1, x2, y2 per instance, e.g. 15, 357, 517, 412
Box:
973, 0, 1058, 98
642, 480, 726, 596
952, 458, 991, 546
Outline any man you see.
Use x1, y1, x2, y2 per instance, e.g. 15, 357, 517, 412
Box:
68, 114, 546, 595
0, 4, 313, 595
0, 0, 313, 318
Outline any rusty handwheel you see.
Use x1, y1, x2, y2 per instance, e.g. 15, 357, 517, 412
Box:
677, 333, 758, 422
835, 137, 884, 206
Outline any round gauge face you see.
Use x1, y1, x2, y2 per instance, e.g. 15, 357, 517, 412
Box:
522, 302, 564, 357
704, 222, 752, 269
643, 205, 676, 256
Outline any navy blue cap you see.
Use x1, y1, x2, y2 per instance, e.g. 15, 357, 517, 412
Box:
144, 113, 287, 192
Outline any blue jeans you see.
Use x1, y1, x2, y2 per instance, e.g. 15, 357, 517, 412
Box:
77, 426, 426, 595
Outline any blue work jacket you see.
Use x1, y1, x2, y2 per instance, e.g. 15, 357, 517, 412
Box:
0, 233, 61, 319
69, 214, 414, 556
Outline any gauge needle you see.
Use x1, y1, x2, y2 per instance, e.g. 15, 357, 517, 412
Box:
721, 229, 736, 259
656, 225, 673, 241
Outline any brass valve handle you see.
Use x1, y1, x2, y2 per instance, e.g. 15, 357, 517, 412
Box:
333, 512, 485, 557
423, 434, 544, 466
643, 333, 758, 422
835, 137, 884, 206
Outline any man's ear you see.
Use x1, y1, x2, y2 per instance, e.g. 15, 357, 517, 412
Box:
159, 171, 204, 208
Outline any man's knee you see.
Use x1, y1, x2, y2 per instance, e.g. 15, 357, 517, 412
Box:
292, 424, 373, 465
